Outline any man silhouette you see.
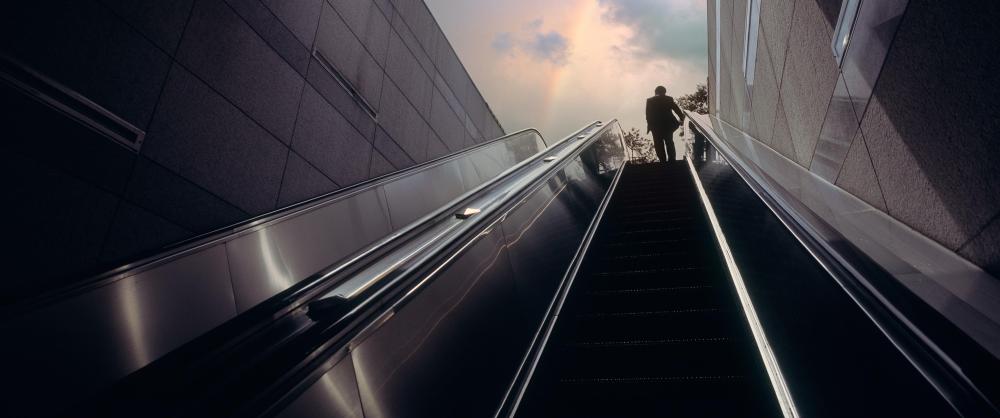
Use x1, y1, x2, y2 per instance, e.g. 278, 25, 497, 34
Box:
645, 85, 685, 162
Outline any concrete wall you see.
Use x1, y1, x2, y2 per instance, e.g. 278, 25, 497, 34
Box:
709, 0, 1000, 277
0, 0, 505, 302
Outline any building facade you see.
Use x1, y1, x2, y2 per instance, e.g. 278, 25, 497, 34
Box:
0, 0, 504, 301
708, 0, 1000, 277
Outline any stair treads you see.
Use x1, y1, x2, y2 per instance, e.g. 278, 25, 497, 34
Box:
514, 162, 780, 418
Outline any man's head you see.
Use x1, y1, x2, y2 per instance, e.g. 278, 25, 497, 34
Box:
654, 86, 666, 96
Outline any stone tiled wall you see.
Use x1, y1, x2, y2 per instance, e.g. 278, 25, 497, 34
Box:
0, 0, 505, 301
709, 0, 1000, 276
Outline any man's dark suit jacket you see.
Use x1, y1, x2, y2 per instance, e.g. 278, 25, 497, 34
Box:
646, 95, 685, 135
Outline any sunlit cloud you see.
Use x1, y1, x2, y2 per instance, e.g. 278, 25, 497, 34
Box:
427, 0, 707, 139
525, 31, 571, 65
492, 32, 515, 53
598, 0, 707, 68
491, 18, 572, 66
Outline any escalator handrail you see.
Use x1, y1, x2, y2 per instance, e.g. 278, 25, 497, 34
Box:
3, 126, 549, 316
683, 111, 999, 416
308, 119, 617, 311
214, 119, 623, 417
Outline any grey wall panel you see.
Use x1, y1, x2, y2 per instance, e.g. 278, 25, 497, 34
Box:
276, 354, 365, 418
390, 9, 437, 79
99, 0, 194, 54
351, 228, 523, 418
0, 81, 137, 195
718, 1, 735, 123
770, 97, 798, 161
749, 35, 779, 145
277, 152, 339, 207
328, 0, 392, 67
371, 150, 397, 177
125, 157, 249, 234
227, 188, 392, 310
777, 0, 838, 166
839, 0, 907, 119
99, 202, 193, 264
759, 0, 793, 86
305, 56, 379, 141
859, 1, 1000, 254
814, 0, 843, 29
1, 2, 172, 130
224, 0, 312, 75
315, 1, 385, 110
375, 126, 417, 169
292, 85, 374, 186
834, 130, 887, 211
429, 88, 467, 151
385, 29, 434, 118
378, 80, 430, 161
1, 244, 236, 417
178, 0, 305, 142
0, 152, 120, 300
143, 65, 288, 215
0, 0, 509, 305
263, 0, 324, 47
426, 134, 449, 160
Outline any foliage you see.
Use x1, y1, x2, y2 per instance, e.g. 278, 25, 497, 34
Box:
622, 127, 658, 164
677, 83, 709, 115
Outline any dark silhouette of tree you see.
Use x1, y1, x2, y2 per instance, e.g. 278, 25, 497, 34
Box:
622, 127, 658, 164
677, 83, 709, 114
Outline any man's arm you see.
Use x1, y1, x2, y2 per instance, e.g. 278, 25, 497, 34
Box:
670, 98, 685, 122
645, 98, 652, 133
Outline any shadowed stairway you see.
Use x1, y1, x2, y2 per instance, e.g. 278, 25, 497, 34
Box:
516, 161, 782, 417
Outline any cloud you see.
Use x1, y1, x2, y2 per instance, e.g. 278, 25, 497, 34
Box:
491, 18, 571, 66
598, 0, 707, 67
524, 31, 570, 65
492, 32, 515, 53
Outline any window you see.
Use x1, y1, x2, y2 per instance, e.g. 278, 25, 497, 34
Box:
832, 0, 863, 66
743, 0, 761, 94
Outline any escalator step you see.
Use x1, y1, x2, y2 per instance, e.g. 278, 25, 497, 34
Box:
515, 162, 780, 417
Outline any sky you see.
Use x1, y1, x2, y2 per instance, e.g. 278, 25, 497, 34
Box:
425, 0, 708, 141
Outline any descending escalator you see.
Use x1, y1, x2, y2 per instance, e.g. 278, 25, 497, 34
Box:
516, 161, 782, 417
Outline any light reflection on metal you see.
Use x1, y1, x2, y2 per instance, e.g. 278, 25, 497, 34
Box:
543, 156, 557, 162
455, 207, 481, 219
686, 158, 799, 418
257, 229, 295, 298
120, 278, 151, 369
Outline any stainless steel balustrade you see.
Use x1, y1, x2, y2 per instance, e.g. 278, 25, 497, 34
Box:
0, 127, 562, 418
684, 112, 1000, 415
272, 121, 626, 418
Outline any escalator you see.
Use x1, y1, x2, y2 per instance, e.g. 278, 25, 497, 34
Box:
515, 161, 782, 417
3, 114, 996, 418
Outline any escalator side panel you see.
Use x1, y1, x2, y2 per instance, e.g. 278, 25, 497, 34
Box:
272, 125, 625, 418
691, 159, 958, 417
501, 159, 607, 332
0, 244, 237, 418
273, 354, 364, 418
351, 227, 522, 418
